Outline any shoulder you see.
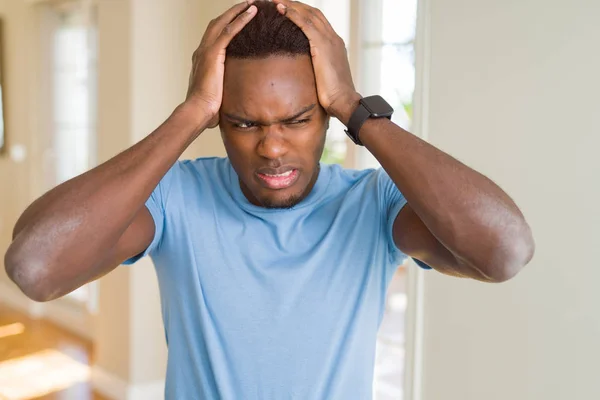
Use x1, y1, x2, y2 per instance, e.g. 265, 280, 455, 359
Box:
154, 157, 235, 217
326, 164, 402, 205
161, 157, 231, 198
178, 156, 227, 173
173, 157, 230, 184
326, 164, 395, 196
325, 163, 377, 185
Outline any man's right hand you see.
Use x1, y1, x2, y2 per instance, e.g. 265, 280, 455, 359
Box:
4, 1, 258, 302
185, 1, 257, 128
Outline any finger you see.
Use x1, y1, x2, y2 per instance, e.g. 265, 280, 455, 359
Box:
215, 5, 258, 48
292, 4, 344, 46
206, 1, 255, 40
307, 7, 337, 36
272, 0, 321, 18
272, 0, 292, 9
273, 1, 324, 37
279, 1, 330, 28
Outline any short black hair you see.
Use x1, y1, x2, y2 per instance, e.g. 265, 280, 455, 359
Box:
227, 1, 310, 59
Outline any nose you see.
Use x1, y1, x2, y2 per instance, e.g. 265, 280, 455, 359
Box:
256, 125, 289, 160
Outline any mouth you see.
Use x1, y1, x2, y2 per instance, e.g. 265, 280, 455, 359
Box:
256, 168, 300, 190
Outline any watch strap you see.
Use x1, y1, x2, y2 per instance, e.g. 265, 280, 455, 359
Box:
345, 102, 370, 146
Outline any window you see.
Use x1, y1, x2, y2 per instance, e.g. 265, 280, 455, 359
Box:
357, 0, 417, 170
302, 0, 351, 166
360, 2, 418, 399
51, 2, 97, 185
46, 1, 98, 310
306, 1, 419, 399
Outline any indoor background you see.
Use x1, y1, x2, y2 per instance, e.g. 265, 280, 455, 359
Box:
0, 0, 598, 399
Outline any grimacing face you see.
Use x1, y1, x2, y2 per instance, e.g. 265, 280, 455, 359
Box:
220, 55, 329, 209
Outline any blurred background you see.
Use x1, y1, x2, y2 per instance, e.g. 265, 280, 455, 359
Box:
0, 0, 598, 399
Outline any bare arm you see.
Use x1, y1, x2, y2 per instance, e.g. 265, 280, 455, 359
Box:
360, 117, 535, 282
4, 1, 258, 301
5, 105, 208, 302
275, 0, 535, 282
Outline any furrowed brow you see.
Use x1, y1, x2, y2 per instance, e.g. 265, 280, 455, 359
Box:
278, 104, 317, 123
224, 104, 317, 125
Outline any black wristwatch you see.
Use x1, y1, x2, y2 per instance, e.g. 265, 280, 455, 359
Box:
345, 95, 394, 146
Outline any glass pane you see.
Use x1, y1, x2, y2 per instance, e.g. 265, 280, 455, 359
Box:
370, 1, 418, 399
52, 7, 96, 185
381, 0, 417, 130
50, 4, 97, 305
300, 0, 352, 165
381, 43, 415, 130
374, 260, 409, 400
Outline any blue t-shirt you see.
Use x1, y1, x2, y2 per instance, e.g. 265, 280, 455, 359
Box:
125, 157, 428, 399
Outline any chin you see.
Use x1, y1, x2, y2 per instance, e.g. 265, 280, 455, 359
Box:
238, 165, 319, 209
248, 173, 311, 209
260, 194, 302, 209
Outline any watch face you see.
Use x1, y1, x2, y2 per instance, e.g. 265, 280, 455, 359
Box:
361, 95, 394, 117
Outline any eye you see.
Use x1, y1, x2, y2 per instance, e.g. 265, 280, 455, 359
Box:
234, 121, 256, 130
287, 119, 311, 126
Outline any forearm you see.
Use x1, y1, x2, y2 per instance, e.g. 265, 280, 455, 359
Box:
361, 117, 534, 276
270, 0, 533, 278
6, 102, 209, 280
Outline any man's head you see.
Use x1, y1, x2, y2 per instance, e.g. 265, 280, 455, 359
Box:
221, 1, 329, 209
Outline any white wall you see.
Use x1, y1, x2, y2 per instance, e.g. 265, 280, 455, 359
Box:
419, 1, 600, 399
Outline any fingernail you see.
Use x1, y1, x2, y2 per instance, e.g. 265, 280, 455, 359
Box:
246, 5, 256, 13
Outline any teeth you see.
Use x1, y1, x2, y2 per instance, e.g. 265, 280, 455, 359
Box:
265, 170, 293, 178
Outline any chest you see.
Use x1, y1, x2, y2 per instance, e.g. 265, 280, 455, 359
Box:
155, 191, 390, 320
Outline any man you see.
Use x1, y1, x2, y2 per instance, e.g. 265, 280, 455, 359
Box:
4, 1, 535, 398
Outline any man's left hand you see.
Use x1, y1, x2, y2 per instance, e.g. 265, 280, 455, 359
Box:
274, 0, 361, 125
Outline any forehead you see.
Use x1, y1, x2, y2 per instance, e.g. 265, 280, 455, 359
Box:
222, 55, 317, 119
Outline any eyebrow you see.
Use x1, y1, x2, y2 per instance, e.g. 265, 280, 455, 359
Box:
224, 104, 317, 125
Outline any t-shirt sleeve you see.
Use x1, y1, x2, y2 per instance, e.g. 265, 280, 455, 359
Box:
122, 163, 178, 265
376, 168, 432, 270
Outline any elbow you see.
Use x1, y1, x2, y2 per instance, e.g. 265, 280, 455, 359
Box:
4, 244, 57, 302
484, 224, 536, 283
485, 260, 525, 283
